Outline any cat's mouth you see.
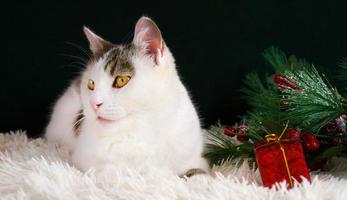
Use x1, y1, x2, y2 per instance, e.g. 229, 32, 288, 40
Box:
97, 116, 116, 124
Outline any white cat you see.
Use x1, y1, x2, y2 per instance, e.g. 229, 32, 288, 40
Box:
45, 17, 209, 175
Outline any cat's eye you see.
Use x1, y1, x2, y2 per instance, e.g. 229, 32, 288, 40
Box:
113, 76, 131, 88
87, 79, 95, 91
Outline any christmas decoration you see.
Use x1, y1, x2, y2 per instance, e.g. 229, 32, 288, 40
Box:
224, 126, 235, 137
273, 74, 300, 91
302, 132, 320, 152
237, 135, 249, 142
204, 124, 255, 166
255, 127, 311, 188
204, 47, 347, 178
320, 115, 346, 135
285, 128, 301, 140
236, 125, 248, 133
224, 124, 250, 140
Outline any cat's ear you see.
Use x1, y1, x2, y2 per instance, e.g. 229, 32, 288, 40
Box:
83, 26, 113, 55
133, 17, 164, 63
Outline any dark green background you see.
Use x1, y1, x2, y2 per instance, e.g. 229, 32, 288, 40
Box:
1, 1, 347, 137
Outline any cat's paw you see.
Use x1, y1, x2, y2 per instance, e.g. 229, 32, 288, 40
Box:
179, 168, 207, 179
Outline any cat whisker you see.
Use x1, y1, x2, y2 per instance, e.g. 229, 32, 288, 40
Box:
59, 61, 86, 69
58, 53, 88, 63
73, 117, 85, 126
64, 41, 91, 57
57, 64, 84, 76
70, 61, 87, 66
73, 115, 85, 128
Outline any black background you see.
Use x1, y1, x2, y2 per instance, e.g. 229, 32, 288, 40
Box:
1, 1, 347, 137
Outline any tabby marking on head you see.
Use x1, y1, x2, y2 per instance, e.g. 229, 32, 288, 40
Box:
104, 45, 136, 77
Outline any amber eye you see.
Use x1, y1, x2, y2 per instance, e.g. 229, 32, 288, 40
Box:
87, 79, 95, 91
113, 76, 131, 88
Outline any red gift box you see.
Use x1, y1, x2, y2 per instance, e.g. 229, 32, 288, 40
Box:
255, 134, 311, 188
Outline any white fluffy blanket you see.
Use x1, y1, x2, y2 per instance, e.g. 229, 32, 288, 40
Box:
1, 131, 347, 200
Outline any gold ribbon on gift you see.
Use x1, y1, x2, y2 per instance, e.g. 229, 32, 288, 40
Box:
262, 121, 294, 188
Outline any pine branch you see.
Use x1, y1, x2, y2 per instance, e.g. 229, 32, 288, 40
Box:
241, 73, 280, 116
203, 125, 254, 165
241, 72, 285, 137
206, 47, 347, 167
263, 46, 309, 72
245, 112, 286, 139
263, 46, 289, 71
283, 66, 346, 132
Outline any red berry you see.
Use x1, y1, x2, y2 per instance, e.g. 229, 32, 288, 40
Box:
236, 125, 248, 134
273, 74, 300, 91
285, 128, 301, 140
237, 135, 249, 142
302, 132, 320, 152
224, 126, 235, 137
303, 132, 316, 141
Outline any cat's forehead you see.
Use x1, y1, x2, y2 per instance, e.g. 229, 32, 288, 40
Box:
92, 44, 136, 78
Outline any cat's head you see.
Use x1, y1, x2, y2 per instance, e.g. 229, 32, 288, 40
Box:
80, 17, 176, 128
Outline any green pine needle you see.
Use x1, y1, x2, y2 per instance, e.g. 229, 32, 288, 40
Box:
283, 66, 346, 132
263, 46, 309, 72
203, 125, 255, 165
205, 47, 347, 166
263, 46, 289, 71
241, 73, 280, 116
241, 72, 285, 136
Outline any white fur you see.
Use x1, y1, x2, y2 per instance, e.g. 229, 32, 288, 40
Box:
45, 79, 81, 150
45, 17, 209, 175
2, 132, 347, 200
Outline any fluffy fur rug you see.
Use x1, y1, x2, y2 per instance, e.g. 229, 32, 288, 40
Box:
1, 131, 347, 200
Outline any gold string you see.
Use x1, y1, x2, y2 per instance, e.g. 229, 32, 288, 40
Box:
263, 121, 294, 188
279, 142, 294, 187
279, 121, 289, 139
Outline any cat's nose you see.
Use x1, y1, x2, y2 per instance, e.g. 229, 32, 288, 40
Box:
90, 100, 103, 111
